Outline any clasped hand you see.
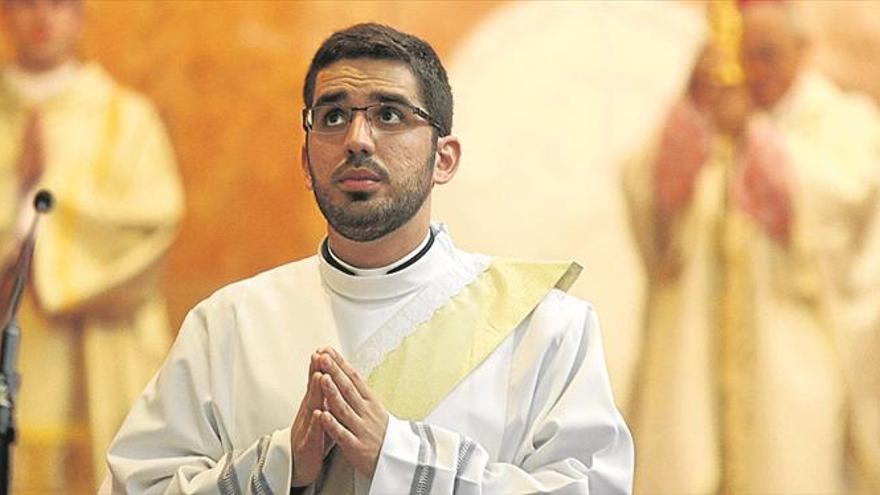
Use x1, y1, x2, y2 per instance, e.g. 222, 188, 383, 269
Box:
290, 346, 389, 487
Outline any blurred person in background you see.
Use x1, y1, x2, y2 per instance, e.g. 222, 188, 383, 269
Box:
0, 0, 184, 491
623, 1, 880, 493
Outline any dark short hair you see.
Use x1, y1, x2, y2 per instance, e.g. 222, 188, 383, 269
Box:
303, 23, 453, 137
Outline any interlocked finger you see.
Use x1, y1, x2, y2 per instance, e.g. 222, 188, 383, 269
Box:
303, 408, 323, 445
320, 410, 358, 451
327, 349, 374, 400
306, 371, 324, 411
321, 373, 361, 433
309, 352, 323, 377
319, 353, 366, 413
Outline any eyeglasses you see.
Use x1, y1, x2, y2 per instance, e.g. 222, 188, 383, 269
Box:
302, 102, 441, 135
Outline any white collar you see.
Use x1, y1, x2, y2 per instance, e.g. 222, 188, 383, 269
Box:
326, 228, 433, 277
3, 61, 82, 105
319, 223, 453, 301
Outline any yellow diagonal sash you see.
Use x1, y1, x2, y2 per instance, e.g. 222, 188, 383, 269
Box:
317, 258, 581, 493
369, 258, 580, 419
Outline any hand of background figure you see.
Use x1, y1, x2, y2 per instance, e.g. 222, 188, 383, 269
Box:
711, 85, 753, 137
315, 347, 389, 478
731, 119, 793, 244
290, 352, 329, 487
688, 43, 754, 137
653, 100, 711, 218
17, 111, 44, 194
687, 43, 722, 114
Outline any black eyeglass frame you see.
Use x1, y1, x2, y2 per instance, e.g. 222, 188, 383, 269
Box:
301, 103, 443, 135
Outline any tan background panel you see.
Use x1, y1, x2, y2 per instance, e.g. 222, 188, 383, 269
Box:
2, 0, 505, 329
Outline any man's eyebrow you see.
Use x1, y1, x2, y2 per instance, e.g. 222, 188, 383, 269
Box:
372, 92, 416, 107
314, 91, 346, 106
314, 90, 418, 107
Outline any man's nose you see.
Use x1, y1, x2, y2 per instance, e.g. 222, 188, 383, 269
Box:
343, 111, 376, 158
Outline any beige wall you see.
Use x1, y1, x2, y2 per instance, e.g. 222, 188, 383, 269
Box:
2, 0, 505, 329
798, 0, 880, 103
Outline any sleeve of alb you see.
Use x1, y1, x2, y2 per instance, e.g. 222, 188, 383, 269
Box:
368, 302, 634, 494
104, 300, 294, 495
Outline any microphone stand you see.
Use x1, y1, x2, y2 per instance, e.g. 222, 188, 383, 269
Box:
0, 190, 53, 495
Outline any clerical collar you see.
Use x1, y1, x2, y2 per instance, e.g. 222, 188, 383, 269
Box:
3, 61, 82, 105
322, 228, 435, 277
319, 224, 455, 301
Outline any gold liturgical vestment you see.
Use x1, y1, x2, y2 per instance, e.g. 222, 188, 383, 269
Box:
0, 62, 184, 493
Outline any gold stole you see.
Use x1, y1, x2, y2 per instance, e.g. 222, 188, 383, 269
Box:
715, 160, 754, 494
315, 259, 582, 494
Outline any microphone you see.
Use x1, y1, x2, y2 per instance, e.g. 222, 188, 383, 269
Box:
0, 189, 53, 454
1, 189, 54, 329
34, 190, 53, 214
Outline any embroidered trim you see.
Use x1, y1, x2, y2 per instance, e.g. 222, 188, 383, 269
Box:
453, 438, 477, 492
218, 451, 242, 495
409, 422, 436, 495
351, 250, 490, 377
250, 435, 273, 495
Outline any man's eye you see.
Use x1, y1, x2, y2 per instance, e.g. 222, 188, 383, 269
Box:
323, 109, 347, 127
377, 106, 404, 124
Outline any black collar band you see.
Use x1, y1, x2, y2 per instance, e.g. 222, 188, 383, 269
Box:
321, 228, 436, 277
321, 238, 356, 276
387, 228, 435, 275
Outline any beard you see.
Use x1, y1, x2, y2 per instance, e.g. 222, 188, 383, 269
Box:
309, 144, 435, 242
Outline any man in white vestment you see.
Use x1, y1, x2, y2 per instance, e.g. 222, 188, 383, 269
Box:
105, 23, 633, 494
0, 0, 184, 491
624, 2, 880, 493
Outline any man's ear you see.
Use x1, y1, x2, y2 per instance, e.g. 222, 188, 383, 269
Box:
301, 145, 313, 190
433, 135, 461, 185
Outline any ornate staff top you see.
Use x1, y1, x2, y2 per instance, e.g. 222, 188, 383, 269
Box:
708, 0, 745, 87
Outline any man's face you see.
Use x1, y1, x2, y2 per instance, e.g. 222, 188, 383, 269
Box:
2, 0, 83, 72
303, 58, 438, 242
740, 5, 804, 110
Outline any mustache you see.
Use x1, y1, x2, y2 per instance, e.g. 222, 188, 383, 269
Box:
331, 155, 390, 181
